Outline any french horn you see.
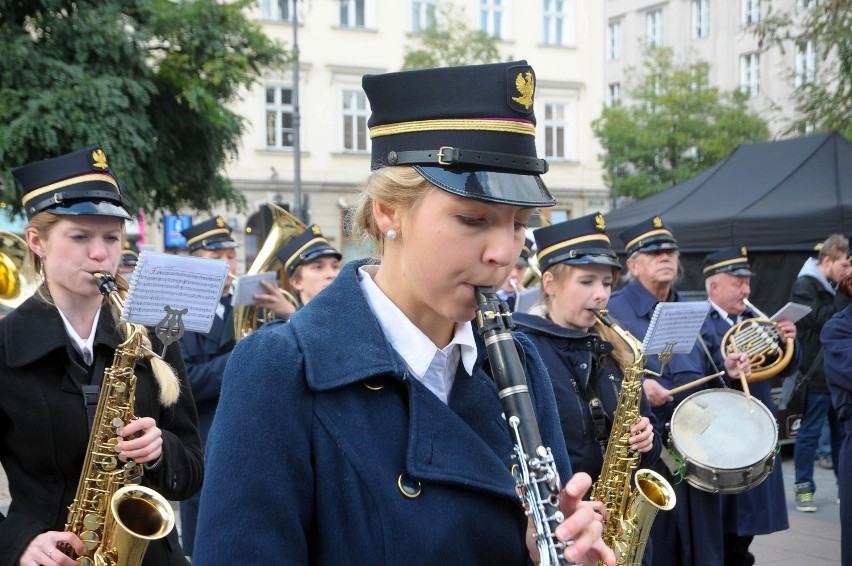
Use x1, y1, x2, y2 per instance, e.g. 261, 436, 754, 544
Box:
0, 230, 38, 312
720, 298, 795, 382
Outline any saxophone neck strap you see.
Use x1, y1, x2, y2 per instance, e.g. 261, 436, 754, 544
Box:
81, 350, 110, 432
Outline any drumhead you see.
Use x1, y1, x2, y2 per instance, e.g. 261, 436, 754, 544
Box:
670, 389, 777, 470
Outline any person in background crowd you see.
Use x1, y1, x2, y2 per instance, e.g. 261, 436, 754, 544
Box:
1, 146, 202, 564
193, 61, 615, 565
496, 235, 533, 311
274, 225, 342, 308
820, 271, 852, 566
700, 246, 798, 566
790, 234, 851, 512
118, 240, 139, 275
607, 215, 746, 566
513, 213, 661, 565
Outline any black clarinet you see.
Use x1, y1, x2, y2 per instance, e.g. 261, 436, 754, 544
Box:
474, 287, 574, 566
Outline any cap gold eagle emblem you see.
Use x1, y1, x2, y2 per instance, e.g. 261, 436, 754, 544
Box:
512, 72, 535, 110
653, 216, 663, 228
216, 217, 225, 228
311, 225, 322, 235
595, 213, 606, 231
91, 149, 109, 170
741, 246, 748, 256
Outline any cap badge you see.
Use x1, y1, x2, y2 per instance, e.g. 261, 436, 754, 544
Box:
512, 72, 535, 110
741, 245, 748, 256
91, 149, 109, 170
216, 217, 225, 228
311, 225, 322, 235
595, 213, 606, 231
653, 216, 663, 228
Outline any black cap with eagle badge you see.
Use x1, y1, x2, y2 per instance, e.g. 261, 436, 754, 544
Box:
534, 212, 621, 273
362, 61, 555, 208
702, 246, 754, 278
181, 216, 237, 254
12, 145, 132, 220
618, 215, 680, 257
275, 225, 342, 278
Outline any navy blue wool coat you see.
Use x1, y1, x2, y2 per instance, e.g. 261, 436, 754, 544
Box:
193, 260, 572, 565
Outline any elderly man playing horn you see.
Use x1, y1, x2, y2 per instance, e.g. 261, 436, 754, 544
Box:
699, 246, 799, 566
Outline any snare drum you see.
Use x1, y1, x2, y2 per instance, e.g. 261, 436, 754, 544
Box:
668, 388, 777, 494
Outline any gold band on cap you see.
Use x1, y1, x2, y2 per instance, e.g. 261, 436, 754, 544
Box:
539, 234, 611, 261
369, 118, 536, 139
624, 229, 673, 254
284, 237, 332, 273
20, 173, 120, 206
186, 228, 231, 248
702, 257, 747, 274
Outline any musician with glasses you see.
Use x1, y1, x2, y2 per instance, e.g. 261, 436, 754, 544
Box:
193, 61, 615, 565
0, 146, 202, 565
699, 246, 799, 566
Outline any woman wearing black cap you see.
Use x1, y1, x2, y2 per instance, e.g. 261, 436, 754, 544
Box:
274, 225, 342, 307
0, 146, 202, 564
194, 62, 615, 565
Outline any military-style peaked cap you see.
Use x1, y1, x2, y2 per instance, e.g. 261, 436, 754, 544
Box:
618, 215, 679, 257
702, 246, 754, 278
534, 212, 621, 273
275, 225, 342, 278
181, 216, 237, 253
362, 61, 555, 208
12, 145, 131, 220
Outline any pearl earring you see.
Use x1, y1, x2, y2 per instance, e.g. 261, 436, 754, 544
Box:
386, 229, 397, 240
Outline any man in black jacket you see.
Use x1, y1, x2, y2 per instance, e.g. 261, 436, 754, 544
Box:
790, 234, 851, 512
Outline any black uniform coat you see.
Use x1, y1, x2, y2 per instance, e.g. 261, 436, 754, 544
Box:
0, 296, 203, 565
513, 312, 661, 484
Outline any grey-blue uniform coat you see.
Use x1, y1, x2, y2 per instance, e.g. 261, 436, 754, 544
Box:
192, 260, 572, 565
821, 303, 852, 565
607, 279, 725, 566
701, 307, 797, 538
0, 296, 203, 565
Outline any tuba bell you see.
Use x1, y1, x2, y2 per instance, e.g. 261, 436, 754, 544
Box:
720, 298, 795, 382
0, 230, 38, 312
232, 203, 305, 339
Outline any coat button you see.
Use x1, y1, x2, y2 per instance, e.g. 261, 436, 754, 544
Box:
580, 363, 588, 369
397, 473, 422, 498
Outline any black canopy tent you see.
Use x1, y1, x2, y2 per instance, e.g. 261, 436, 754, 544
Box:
603, 131, 852, 315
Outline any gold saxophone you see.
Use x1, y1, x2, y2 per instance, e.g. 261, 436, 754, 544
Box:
64, 273, 174, 566
590, 309, 675, 566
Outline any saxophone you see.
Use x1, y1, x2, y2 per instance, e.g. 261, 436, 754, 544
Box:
64, 273, 175, 566
590, 309, 675, 566
474, 287, 575, 566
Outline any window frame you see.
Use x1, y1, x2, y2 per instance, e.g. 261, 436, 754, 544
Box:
264, 84, 296, 150
646, 9, 664, 48
340, 88, 371, 154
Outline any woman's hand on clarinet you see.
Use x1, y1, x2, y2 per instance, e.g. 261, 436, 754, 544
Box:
553, 472, 616, 565
629, 416, 654, 454
20, 531, 83, 566
117, 417, 162, 464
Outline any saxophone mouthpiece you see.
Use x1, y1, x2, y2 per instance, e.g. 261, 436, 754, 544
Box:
93, 272, 118, 296
594, 308, 615, 327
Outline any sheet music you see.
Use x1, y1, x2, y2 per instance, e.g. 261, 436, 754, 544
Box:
232, 272, 278, 306
770, 301, 812, 323
642, 301, 711, 355
122, 251, 229, 333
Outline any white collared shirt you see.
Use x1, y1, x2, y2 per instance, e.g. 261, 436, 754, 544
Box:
57, 307, 102, 366
358, 266, 477, 404
709, 300, 741, 326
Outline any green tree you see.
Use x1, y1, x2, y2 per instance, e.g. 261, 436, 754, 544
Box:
756, 0, 852, 138
0, 0, 289, 215
402, 4, 501, 70
592, 47, 770, 200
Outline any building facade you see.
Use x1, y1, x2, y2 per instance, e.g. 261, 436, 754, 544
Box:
146, 0, 610, 268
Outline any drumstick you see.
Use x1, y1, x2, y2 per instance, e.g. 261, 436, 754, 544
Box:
732, 352, 754, 413
666, 371, 725, 396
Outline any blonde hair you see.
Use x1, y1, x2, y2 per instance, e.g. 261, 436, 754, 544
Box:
25, 212, 179, 406
352, 166, 434, 258
540, 262, 633, 369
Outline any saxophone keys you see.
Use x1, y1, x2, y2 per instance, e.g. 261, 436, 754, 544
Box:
101, 456, 118, 471
82, 513, 101, 531
80, 529, 100, 551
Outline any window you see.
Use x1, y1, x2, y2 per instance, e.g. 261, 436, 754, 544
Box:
543, 0, 573, 46
480, 0, 504, 39
741, 0, 760, 26
340, 0, 365, 28
795, 40, 816, 87
607, 20, 621, 60
646, 9, 663, 47
692, 0, 709, 38
260, 0, 293, 22
342, 90, 370, 152
412, 0, 437, 32
608, 83, 621, 106
543, 102, 575, 160
740, 53, 760, 97
266, 86, 294, 149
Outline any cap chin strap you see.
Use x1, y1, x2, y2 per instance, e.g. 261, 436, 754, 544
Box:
386, 146, 548, 174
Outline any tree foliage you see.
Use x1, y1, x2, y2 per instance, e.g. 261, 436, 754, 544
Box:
0, 0, 289, 215
756, 0, 852, 139
402, 4, 501, 70
592, 47, 770, 200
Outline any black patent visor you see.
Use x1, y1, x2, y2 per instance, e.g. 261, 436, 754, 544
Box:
46, 200, 131, 220
414, 166, 555, 207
